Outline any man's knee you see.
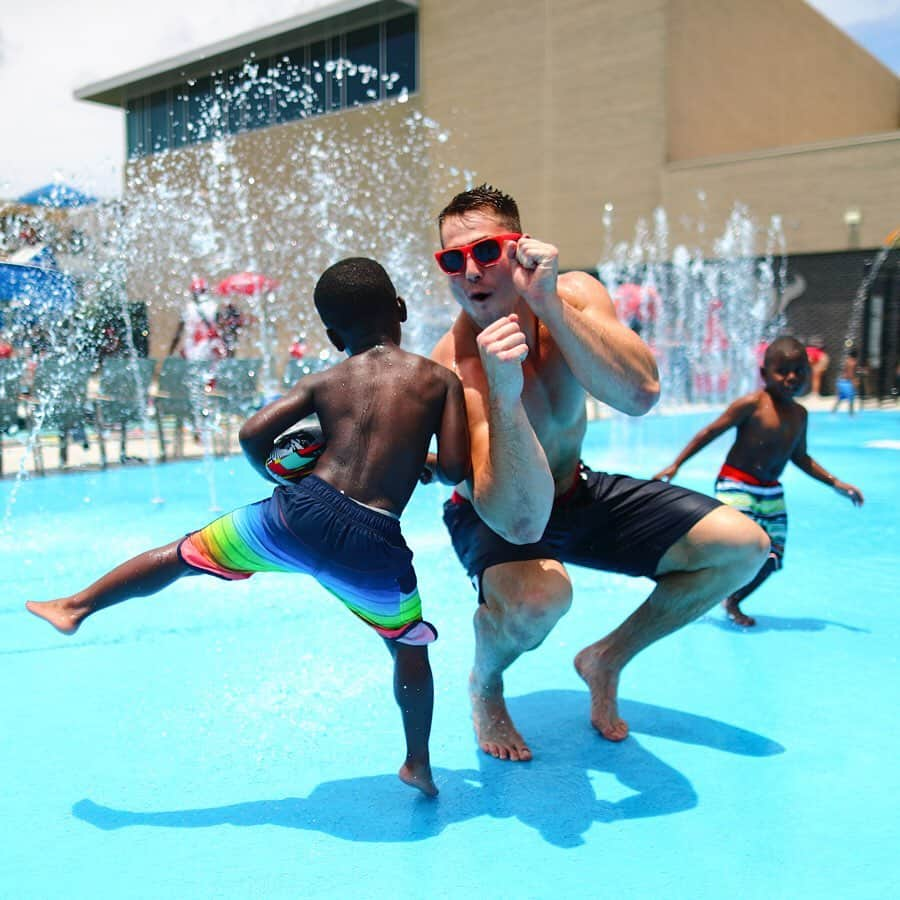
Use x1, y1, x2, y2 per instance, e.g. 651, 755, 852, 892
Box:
705, 507, 770, 583
483, 561, 572, 647
660, 505, 769, 579
732, 515, 770, 575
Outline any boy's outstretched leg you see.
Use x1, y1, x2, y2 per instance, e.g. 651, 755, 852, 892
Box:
386, 640, 438, 797
723, 554, 779, 627
26, 540, 193, 635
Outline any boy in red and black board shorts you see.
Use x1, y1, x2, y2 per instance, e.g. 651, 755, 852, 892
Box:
654, 336, 864, 627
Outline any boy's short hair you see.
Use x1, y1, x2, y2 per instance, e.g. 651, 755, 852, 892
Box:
764, 335, 807, 367
438, 183, 522, 233
314, 258, 398, 333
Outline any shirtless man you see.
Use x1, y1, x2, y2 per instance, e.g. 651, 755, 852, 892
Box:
430, 185, 769, 759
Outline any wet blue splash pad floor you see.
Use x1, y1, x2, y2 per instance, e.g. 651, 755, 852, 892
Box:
3, 410, 898, 898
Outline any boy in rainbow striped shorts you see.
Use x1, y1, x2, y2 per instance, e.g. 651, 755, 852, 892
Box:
654, 336, 863, 626
26, 258, 470, 797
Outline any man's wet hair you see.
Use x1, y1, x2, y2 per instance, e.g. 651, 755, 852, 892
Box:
314, 257, 398, 334
438, 183, 522, 233
763, 335, 807, 368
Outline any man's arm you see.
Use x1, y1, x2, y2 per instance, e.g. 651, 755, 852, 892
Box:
790, 417, 864, 506
239, 378, 317, 480
511, 237, 659, 415
434, 318, 554, 544
653, 395, 754, 481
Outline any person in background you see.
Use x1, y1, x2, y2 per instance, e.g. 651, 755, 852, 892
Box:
832, 349, 860, 415
806, 337, 829, 397
290, 334, 308, 360
216, 299, 250, 358
654, 336, 863, 626
168, 277, 226, 363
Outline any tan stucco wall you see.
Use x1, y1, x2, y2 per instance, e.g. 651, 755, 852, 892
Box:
125, 96, 458, 364
420, 0, 669, 271
661, 132, 900, 253
666, 0, 900, 162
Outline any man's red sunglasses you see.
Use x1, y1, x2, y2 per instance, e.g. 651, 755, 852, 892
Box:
434, 233, 521, 275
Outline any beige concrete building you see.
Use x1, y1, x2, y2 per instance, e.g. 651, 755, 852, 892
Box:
76, 0, 900, 361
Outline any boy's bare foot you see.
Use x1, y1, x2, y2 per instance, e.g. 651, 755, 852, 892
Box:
398, 761, 439, 798
25, 599, 84, 635
469, 672, 532, 761
723, 597, 756, 627
574, 646, 629, 742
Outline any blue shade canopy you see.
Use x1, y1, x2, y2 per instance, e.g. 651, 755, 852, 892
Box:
0, 261, 78, 328
16, 183, 97, 208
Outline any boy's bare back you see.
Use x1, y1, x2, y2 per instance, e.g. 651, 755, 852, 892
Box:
281, 344, 468, 514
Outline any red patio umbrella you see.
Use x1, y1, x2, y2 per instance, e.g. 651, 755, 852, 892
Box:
216, 271, 281, 295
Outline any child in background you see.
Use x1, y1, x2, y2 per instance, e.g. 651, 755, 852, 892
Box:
832, 349, 860, 415
654, 336, 863, 626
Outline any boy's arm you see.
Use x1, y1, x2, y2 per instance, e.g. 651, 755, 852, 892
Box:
432, 370, 472, 485
790, 418, 864, 506
239, 378, 317, 481
653, 395, 755, 481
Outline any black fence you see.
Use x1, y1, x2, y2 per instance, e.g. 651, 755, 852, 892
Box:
785, 248, 899, 401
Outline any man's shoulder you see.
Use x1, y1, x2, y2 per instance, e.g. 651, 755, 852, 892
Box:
557, 270, 614, 312
432, 315, 477, 363
558, 269, 599, 289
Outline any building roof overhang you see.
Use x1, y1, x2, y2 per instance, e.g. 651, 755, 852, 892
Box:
75, 0, 417, 107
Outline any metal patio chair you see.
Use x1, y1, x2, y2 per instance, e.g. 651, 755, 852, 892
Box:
211, 357, 261, 454
153, 357, 214, 461
29, 358, 101, 473
0, 358, 25, 477
95, 357, 157, 464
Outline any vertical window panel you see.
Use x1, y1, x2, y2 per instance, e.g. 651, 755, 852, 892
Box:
126, 98, 144, 158
346, 24, 380, 107
246, 59, 274, 131
309, 40, 328, 116
386, 13, 417, 96
328, 35, 343, 112
226, 66, 247, 135
274, 49, 307, 124
171, 90, 189, 146
187, 76, 212, 144
148, 90, 169, 152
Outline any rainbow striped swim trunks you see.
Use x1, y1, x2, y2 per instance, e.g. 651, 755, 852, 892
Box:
178, 475, 436, 645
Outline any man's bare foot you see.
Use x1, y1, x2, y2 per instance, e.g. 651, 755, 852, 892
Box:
398, 761, 439, 798
469, 672, 532, 761
723, 597, 756, 627
25, 599, 84, 635
574, 646, 629, 742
